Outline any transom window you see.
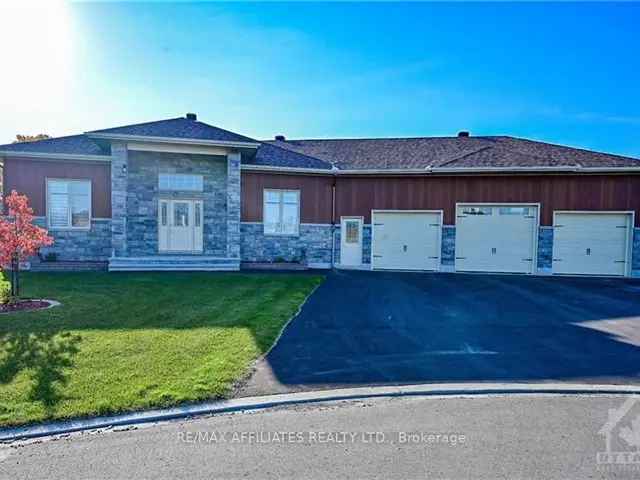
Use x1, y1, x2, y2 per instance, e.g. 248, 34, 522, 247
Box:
159, 174, 203, 192
47, 179, 92, 229
263, 189, 300, 235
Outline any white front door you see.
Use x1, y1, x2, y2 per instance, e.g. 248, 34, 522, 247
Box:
552, 212, 632, 276
340, 217, 363, 266
159, 199, 203, 253
455, 204, 538, 274
371, 211, 442, 271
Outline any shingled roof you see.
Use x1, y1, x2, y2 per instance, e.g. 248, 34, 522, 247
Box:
1, 115, 638, 171
264, 136, 640, 170
0, 134, 108, 156
89, 116, 258, 144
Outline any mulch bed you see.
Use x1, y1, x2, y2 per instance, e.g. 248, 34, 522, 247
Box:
0, 299, 54, 314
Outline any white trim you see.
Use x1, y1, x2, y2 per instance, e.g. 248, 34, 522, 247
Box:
45, 178, 93, 231
454, 202, 541, 275
127, 141, 230, 156
241, 164, 640, 175
86, 133, 259, 149
370, 209, 444, 272
241, 164, 333, 175
0, 151, 110, 162
552, 210, 635, 277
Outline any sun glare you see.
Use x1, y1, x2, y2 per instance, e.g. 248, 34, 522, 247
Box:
0, 0, 73, 112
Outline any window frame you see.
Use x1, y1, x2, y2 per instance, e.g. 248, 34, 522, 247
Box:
158, 173, 204, 192
46, 178, 92, 231
263, 189, 301, 236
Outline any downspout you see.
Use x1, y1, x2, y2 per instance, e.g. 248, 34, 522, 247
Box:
331, 175, 337, 269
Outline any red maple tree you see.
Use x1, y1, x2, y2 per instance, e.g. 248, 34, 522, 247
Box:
0, 190, 53, 298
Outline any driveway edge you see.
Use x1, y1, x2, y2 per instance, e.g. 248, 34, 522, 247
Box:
2, 382, 640, 443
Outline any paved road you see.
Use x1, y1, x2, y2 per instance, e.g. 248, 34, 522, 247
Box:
240, 271, 640, 396
3, 394, 638, 479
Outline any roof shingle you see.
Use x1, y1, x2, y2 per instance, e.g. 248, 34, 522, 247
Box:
89, 117, 258, 144
0, 134, 107, 156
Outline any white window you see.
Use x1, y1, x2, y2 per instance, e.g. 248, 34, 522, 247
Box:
159, 174, 203, 192
462, 206, 492, 216
263, 189, 300, 235
499, 206, 532, 216
47, 179, 92, 229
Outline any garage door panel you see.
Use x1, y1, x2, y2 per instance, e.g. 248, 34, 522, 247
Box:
372, 212, 441, 271
455, 205, 537, 274
553, 212, 631, 276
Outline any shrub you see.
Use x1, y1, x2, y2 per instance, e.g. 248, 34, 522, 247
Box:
0, 271, 9, 305
44, 252, 58, 262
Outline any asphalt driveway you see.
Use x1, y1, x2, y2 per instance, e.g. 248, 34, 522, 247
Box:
239, 270, 640, 396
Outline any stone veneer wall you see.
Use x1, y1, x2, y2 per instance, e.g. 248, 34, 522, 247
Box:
441, 226, 456, 266
126, 151, 228, 257
35, 218, 112, 261
537, 227, 554, 272
333, 225, 372, 266
240, 223, 333, 266
632, 228, 640, 277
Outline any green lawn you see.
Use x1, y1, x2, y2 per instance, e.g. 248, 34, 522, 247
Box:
0, 272, 323, 427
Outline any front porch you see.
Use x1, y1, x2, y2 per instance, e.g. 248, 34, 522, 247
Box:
107, 141, 242, 271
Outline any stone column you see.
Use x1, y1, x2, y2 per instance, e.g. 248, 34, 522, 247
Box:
111, 142, 128, 257
226, 151, 241, 259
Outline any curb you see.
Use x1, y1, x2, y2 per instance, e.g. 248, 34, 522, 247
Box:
2, 382, 640, 443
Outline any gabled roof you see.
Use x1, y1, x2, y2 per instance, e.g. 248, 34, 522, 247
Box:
0, 134, 108, 157
88, 117, 258, 145
265, 135, 640, 171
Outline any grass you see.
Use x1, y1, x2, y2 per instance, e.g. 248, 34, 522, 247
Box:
0, 272, 323, 427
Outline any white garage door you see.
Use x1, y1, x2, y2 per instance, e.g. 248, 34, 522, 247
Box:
552, 212, 632, 276
455, 204, 538, 274
371, 211, 442, 271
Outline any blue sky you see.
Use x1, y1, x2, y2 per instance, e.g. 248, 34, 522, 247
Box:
1, 1, 639, 157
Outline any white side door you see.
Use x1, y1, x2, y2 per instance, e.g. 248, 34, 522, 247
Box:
340, 217, 363, 266
553, 212, 632, 276
372, 211, 442, 271
455, 204, 538, 274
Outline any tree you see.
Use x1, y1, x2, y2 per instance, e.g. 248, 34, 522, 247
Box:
0, 191, 53, 299
13, 134, 51, 143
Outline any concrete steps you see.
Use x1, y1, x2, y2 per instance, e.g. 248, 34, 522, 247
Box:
108, 256, 240, 272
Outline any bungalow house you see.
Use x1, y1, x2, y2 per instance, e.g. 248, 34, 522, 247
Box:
1, 113, 640, 276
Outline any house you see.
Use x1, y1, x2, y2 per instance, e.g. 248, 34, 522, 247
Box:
1, 113, 640, 276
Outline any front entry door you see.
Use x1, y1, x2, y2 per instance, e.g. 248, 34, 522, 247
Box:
340, 217, 363, 266
159, 199, 203, 253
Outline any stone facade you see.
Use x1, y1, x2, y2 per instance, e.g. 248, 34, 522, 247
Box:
110, 142, 128, 257
226, 152, 241, 260
441, 226, 456, 266
240, 223, 333, 267
125, 150, 228, 257
537, 227, 554, 272
333, 224, 372, 267
632, 228, 640, 277
36, 218, 112, 261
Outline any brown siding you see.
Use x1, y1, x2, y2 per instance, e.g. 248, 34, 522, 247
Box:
241, 172, 333, 223
2, 157, 111, 217
335, 174, 640, 226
